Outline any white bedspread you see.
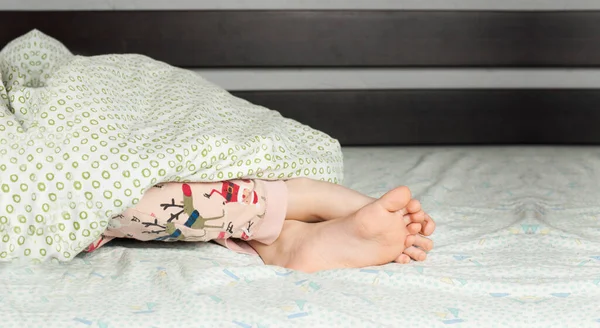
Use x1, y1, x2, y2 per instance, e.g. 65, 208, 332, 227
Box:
2, 146, 600, 327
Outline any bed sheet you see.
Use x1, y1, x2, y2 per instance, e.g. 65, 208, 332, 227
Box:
2, 146, 600, 327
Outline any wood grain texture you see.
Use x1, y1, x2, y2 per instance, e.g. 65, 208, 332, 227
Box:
3, 11, 600, 144
233, 89, 600, 145
3, 11, 600, 67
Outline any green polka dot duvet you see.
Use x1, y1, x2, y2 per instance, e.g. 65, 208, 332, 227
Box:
3, 146, 600, 327
0, 30, 342, 262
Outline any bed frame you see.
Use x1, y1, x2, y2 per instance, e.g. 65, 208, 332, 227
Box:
2, 10, 600, 145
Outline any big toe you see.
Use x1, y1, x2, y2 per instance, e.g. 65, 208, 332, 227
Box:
407, 199, 422, 213
379, 186, 411, 213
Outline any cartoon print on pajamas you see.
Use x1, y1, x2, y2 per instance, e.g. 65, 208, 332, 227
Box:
85, 235, 107, 252
142, 183, 226, 242
84, 180, 273, 253
201, 180, 267, 241
204, 180, 259, 205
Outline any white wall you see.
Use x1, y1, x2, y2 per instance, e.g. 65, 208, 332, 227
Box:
3, 0, 598, 91
196, 69, 600, 91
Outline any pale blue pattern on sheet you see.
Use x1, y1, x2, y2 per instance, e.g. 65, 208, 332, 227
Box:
2, 146, 600, 327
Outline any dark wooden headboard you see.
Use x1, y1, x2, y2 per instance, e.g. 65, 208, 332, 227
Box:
2, 10, 600, 145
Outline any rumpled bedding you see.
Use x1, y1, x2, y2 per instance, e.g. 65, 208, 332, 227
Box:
2, 146, 600, 327
0, 30, 343, 262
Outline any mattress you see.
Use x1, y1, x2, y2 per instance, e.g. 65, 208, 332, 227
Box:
2, 146, 600, 327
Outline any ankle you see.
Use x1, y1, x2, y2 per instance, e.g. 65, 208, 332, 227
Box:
252, 221, 306, 268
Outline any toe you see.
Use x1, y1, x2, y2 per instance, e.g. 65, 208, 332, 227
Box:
406, 222, 422, 234
396, 208, 408, 216
403, 246, 427, 261
404, 211, 425, 225
405, 234, 416, 248
379, 186, 411, 213
406, 199, 421, 213
394, 254, 411, 264
413, 235, 434, 251
421, 214, 436, 236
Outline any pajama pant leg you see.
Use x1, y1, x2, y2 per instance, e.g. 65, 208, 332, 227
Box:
85, 180, 288, 255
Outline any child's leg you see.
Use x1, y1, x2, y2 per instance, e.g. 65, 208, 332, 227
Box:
284, 178, 435, 262
96, 180, 287, 256
90, 178, 433, 268
285, 178, 435, 235
249, 186, 417, 273
285, 178, 422, 222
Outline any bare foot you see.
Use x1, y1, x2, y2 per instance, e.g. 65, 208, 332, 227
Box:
396, 198, 436, 263
250, 186, 415, 272
283, 178, 436, 264
285, 178, 427, 227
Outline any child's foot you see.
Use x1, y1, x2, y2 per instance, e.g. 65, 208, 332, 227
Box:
397, 199, 435, 263
250, 186, 414, 273
285, 178, 425, 224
